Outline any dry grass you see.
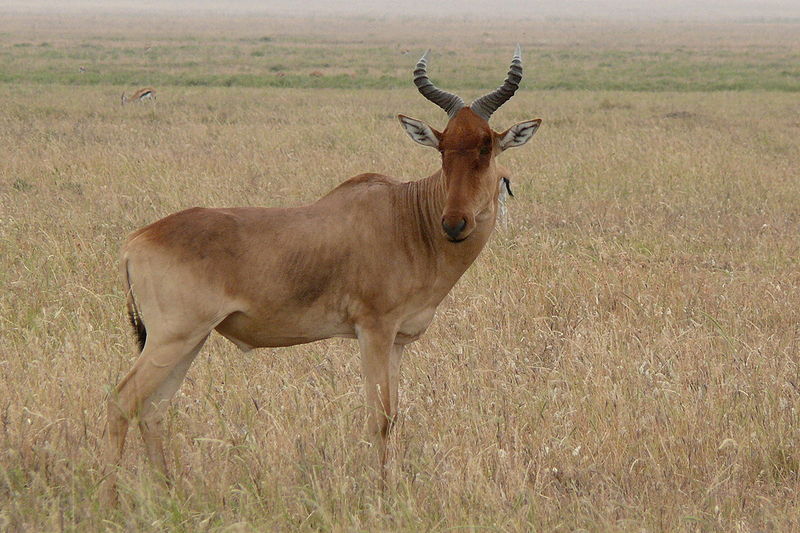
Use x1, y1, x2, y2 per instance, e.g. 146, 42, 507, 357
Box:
1, 14, 800, 533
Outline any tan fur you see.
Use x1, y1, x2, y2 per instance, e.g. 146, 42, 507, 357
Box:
121, 87, 156, 105
103, 96, 539, 506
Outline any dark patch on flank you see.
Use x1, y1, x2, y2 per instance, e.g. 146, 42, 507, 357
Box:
281, 248, 347, 306
144, 208, 243, 261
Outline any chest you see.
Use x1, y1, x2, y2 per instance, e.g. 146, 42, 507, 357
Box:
396, 307, 438, 344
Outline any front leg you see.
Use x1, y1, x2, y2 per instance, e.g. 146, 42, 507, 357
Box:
388, 342, 404, 438
356, 324, 404, 472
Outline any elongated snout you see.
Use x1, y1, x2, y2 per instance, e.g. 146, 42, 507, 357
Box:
442, 213, 472, 242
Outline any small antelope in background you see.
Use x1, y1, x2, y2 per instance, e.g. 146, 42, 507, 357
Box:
103, 47, 540, 503
121, 87, 156, 105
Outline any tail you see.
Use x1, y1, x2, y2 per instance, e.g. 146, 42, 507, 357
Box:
501, 176, 514, 197
124, 259, 147, 352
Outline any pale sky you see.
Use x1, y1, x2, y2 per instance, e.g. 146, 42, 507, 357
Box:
2, 0, 799, 20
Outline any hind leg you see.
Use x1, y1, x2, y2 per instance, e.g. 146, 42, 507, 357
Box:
138, 336, 207, 477
102, 333, 207, 505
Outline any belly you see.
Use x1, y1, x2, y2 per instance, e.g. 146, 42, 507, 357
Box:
215, 310, 355, 350
215, 302, 437, 350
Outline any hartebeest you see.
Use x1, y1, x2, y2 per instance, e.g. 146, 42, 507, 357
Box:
121, 87, 156, 105
103, 47, 540, 503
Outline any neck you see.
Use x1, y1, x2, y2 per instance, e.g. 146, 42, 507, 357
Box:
398, 169, 495, 278
400, 170, 446, 254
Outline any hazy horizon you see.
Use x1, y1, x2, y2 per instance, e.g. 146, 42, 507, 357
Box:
3, 0, 800, 21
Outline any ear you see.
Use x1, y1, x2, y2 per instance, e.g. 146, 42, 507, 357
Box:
398, 114, 441, 149
498, 119, 541, 151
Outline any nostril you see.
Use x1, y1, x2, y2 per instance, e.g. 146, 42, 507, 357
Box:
442, 217, 467, 240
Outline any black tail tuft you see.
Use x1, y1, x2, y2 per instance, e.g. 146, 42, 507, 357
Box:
124, 260, 146, 352
128, 308, 147, 352
501, 176, 514, 197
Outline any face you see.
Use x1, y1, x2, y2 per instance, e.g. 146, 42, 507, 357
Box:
398, 109, 541, 243
437, 110, 500, 242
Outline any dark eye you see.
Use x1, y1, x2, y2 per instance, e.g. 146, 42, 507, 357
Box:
479, 145, 491, 155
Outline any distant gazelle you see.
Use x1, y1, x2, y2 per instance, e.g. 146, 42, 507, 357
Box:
103, 47, 541, 503
121, 87, 156, 105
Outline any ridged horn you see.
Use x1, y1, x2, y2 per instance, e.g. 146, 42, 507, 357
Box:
470, 45, 523, 121
413, 50, 465, 118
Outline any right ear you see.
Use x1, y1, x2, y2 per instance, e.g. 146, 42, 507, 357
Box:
498, 119, 541, 151
398, 114, 441, 149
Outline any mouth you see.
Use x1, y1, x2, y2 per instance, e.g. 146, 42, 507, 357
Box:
447, 235, 468, 243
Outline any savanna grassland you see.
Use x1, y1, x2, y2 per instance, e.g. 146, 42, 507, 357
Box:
1, 10, 800, 532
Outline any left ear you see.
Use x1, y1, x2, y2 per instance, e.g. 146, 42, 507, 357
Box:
398, 114, 441, 149
498, 119, 541, 151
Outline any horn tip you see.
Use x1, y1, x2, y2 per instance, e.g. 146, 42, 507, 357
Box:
514, 44, 522, 59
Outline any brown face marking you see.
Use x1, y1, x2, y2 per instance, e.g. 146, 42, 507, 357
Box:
440, 112, 495, 188
436, 108, 502, 241
439, 109, 493, 152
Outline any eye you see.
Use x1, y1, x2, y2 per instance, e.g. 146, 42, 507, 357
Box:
479, 145, 491, 155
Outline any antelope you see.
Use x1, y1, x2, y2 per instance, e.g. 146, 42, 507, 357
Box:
121, 87, 156, 105
102, 47, 541, 503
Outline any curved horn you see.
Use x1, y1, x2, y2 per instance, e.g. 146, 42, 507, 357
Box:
413, 50, 465, 118
470, 45, 523, 121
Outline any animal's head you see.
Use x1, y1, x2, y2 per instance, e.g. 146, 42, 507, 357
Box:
398, 46, 541, 243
